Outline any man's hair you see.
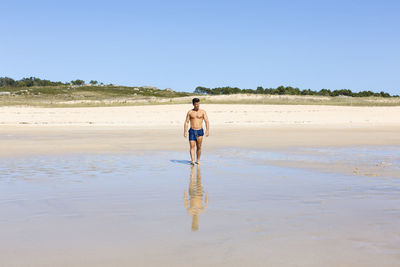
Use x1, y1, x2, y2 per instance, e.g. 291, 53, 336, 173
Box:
192, 98, 200, 105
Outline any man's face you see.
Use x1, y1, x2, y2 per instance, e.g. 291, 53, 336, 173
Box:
193, 102, 200, 109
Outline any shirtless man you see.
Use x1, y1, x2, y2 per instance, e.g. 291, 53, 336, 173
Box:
184, 98, 210, 165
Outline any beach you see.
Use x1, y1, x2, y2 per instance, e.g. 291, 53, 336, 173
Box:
3, 0, 399, 264
1, 104, 400, 266
1, 104, 400, 156
2, 104, 400, 127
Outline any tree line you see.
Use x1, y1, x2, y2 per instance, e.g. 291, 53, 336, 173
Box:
194, 86, 397, 97
1, 77, 397, 97
0, 77, 101, 87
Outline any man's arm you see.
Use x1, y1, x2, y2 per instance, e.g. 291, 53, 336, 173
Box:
184, 111, 190, 137
204, 110, 210, 137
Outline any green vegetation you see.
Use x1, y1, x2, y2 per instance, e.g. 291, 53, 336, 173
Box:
0, 77, 65, 87
71, 79, 85, 85
194, 86, 398, 97
0, 76, 399, 107
0, 76, 193, 107
195, 95, 400, 107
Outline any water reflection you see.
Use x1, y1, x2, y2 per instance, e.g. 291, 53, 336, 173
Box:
184, 165, 208, 231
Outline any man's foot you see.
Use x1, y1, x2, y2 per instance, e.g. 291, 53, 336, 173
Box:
196, 161, 201, 165
190, 161, 195, 165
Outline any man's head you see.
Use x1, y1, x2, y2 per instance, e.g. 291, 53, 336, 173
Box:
192, 98, 200, 109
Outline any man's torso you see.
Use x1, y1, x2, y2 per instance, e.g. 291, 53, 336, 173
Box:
188, 109, 205, 130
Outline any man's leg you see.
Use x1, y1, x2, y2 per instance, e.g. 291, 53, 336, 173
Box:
196, 136, 203, 164
189, 140, 196, 165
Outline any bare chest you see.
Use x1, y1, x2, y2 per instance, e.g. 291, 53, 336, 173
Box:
189, 111, 204, 119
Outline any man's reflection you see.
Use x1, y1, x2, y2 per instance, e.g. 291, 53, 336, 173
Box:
184, 165, 208, 231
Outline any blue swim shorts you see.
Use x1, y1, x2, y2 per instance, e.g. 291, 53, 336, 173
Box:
188, 128, 204, 141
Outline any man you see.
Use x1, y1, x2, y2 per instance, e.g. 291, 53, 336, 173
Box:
184, 98, 210, 165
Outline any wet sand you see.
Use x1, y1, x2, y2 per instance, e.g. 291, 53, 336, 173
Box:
1, 125, 400, 157
1, 149, 400, 266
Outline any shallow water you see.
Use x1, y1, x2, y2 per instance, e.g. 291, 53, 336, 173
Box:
1, 147, 400, 266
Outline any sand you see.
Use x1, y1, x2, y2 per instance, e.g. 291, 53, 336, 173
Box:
1, 104, 400, 266
1, 104, 400, 157
1, 104, 400, 127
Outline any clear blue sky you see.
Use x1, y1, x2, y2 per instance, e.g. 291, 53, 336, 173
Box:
1, 0, 399, 94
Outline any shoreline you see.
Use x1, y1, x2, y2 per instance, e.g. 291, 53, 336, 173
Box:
1, 125, 400, 157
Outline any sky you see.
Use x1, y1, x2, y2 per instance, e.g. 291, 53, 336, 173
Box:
1, 0, 399, 94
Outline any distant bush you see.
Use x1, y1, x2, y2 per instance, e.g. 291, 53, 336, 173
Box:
0, 77, 64, 87
71, 79, 85, 85
0, 76, 90, 87
194, 85, 396, 97
1, 77, 396, 98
